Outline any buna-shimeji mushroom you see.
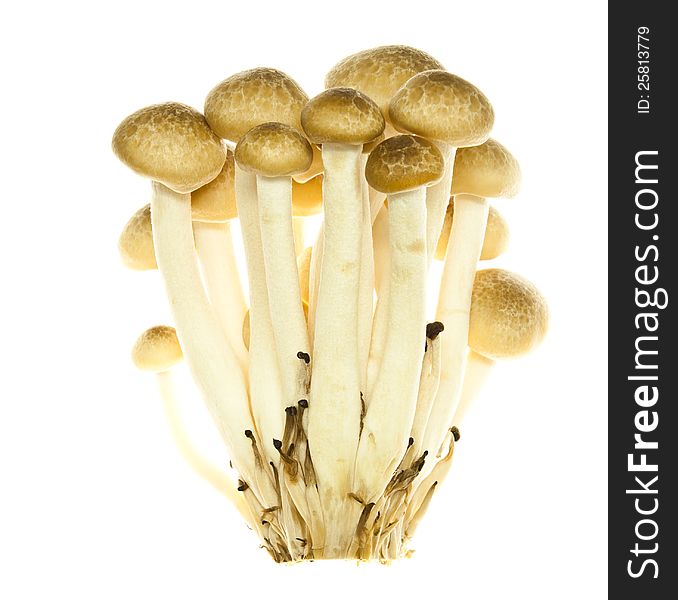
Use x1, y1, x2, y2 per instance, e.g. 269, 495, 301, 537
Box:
205, 68, 306, 464
304, 46, 442, 375
367, 70, 493, 408
114, 45, 549, 563
303, 88, 385, 394
455, 268, 549, 424
234, 122, 312, 416
234, 125, 316, 541
300, 88, 385, 555
310, 47, 444, 376
389, 70, 495, 265
112, 103, 282, 540
131, 325, 256, 527
318, 45, 443, 360
420, 138, 522, 465
403, 268, 548, 544
339, 135, 444, 560
356, 135, 444, 503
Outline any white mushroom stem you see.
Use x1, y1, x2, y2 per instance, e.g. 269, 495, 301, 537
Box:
409, 330, 442, 460
372, 493, 396, 553
256, 175, 310, 410
366, 206, 390, 400
357, 154, 375, 390
234, 166, 285, 461
192, 220, 247, 370
240, 486, 274, 547
155, 370, 254, 527
277, 479, 306, 560
404, 481, 438, 541
425, 143, 456, 266
308, 183, 371, 346
292, 216, 305, 255
369, 186, 386, 224
372, 204, 390, 293
306, 224, 323, 345
423, 193, 488, 458
354, 186, 427, 503
453, 350, 494, 426
308, 142, 363, 553
388, 505, 407, 557
150, 182, 277, 508
405, 431, 456, 535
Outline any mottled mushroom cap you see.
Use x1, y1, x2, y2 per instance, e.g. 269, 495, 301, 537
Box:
389, 70, 494, 147
235, 123, 313, 177
191, 150, 237, 222
112, 102, 226, 194
325, 45, 444, 123
292, 175, 323, 216
301, 88, 385, 145
365, 135, 444, 194
469, 269, 548, 360
451, 138, 521, 198
118, 204, 157, 270
435, 202, 509, 261
205, 68, 308, 142
132, 325, 183, 372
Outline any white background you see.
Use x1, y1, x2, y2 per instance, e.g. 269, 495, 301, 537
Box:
0, 1, 608, 598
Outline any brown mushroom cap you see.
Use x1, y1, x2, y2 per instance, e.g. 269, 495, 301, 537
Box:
205, 68, 308, 142
301, 88, 385, 145
325, 45, 444, 123
435, 202, 509, 261
365, 135, 445, 194
451, 138, 521, 198
234, 122, 313, 177
469, 269, 548, 360
191, 150, 237, 222
118, 204, 157, 270
112, 102, 226, 194
389, 70, 494, 147
292, 175, 323, 216
132, 325, 183, 372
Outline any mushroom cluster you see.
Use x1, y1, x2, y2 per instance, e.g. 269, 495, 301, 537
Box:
114, 45, 548, 563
